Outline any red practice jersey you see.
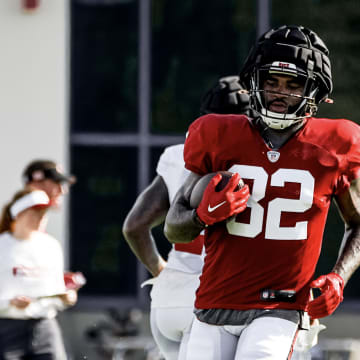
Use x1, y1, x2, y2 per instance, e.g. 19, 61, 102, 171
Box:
184, 114, 360, 311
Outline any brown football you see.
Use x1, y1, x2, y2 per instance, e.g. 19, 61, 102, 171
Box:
189, 171, 244, 208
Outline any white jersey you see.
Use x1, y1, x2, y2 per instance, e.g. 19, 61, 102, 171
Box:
0, 231, 66, 319
156, 144, 204, 274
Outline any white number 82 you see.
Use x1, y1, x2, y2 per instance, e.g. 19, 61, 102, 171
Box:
226, 164, 315, 240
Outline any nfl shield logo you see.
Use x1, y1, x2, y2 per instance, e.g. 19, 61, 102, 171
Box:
267, 150, 280, 163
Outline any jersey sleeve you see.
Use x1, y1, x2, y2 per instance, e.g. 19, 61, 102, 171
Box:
156, 144, 184, 177
156, 144, 189, 203
184, 115, 217, 175
334, 120, 360, 195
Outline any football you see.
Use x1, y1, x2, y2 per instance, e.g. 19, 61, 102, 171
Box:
189, 171, 244, 208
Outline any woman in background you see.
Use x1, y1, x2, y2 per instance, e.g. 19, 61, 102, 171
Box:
0, 189, 77, 360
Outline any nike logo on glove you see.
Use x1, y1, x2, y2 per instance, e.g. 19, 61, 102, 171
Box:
208, 201, 227, 213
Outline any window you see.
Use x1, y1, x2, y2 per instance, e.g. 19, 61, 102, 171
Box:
70, 0, 256, 308
151, 0, 256, 133
70, 146, 138, 296
71, 0, 138, 133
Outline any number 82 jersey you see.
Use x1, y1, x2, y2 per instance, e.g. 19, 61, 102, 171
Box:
184, 114, 360, 311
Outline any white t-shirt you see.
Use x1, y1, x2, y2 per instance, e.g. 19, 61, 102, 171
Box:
0, 231, 66, 319
156, 144, 204, 274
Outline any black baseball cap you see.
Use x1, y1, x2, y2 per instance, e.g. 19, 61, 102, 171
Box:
23, 160, 76, 185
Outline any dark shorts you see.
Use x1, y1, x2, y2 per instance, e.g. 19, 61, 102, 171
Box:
0, 318, 67, 360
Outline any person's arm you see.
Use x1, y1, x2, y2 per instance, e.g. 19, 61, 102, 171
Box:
164, 171, 250, 244
332, 178, 360, 282
58, 290, 78, 307
307, 178, 360, 319
164, 172, 204, 244
122, 175, 169, 277
10, 296, 32, 309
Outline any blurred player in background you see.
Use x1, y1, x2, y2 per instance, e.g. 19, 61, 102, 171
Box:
123, 76, 250, 360
22, 159, 85, 292
13, 159, 84, 358
0, 189, 77, 359
22, 159, 76, 210
165, 25, 360, 359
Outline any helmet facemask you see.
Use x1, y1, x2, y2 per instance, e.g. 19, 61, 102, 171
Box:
249, 62, 319, 130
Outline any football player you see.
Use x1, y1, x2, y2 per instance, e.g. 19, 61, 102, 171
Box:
122, 76, 250, 360
164, 25, 360, 359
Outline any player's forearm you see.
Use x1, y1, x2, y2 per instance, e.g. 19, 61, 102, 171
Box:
332, 224, 360, 285
164, 199, 204, 244
123, 228, 166, 277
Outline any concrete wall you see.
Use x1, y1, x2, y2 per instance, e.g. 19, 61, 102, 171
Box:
0, 0, 69, 259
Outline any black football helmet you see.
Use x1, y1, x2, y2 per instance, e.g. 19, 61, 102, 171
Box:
200, 75, 250, 116
240, 25, 333, 129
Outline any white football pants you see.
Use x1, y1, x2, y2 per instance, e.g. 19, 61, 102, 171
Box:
150, 307, 194, 360
186, 316, 298, 360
